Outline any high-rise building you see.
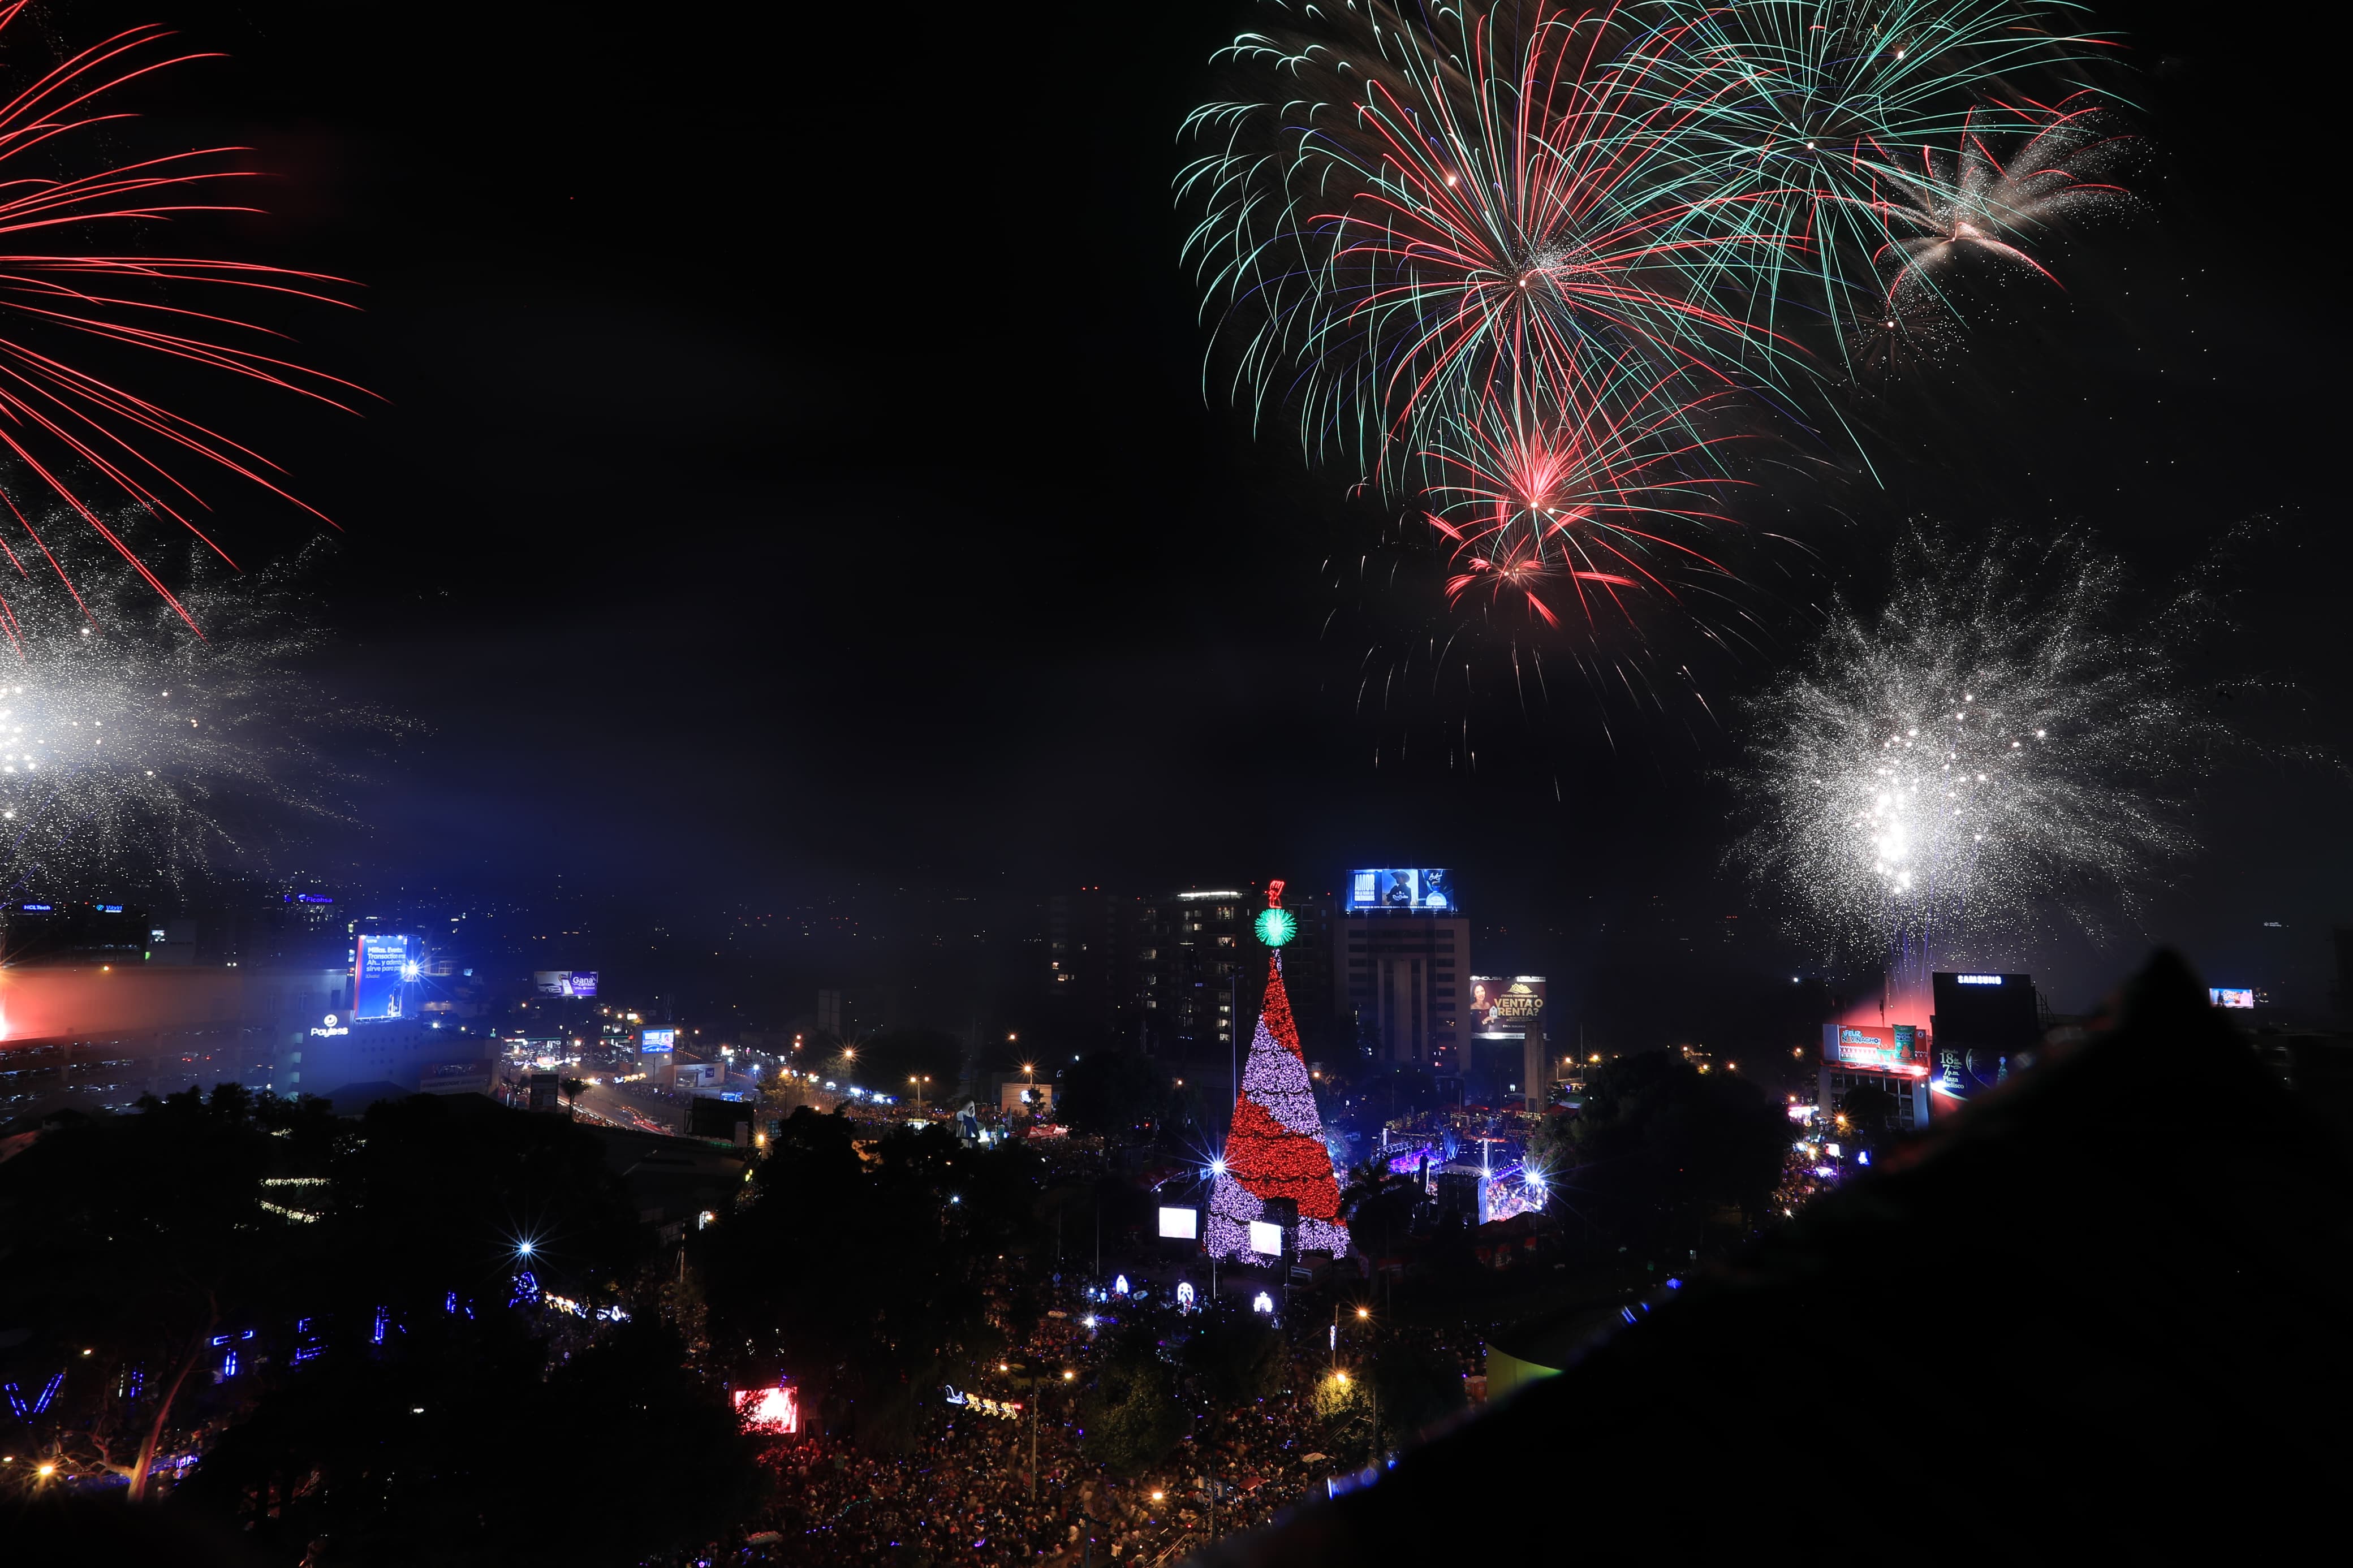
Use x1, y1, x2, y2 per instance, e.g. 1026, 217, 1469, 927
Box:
1335, 869, 1469, 1070
1044, 889, 1160, 1049
1165, 889, 1245, 1054
1041, 883, 1339, 1060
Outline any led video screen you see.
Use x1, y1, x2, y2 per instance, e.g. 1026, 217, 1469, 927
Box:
1346, 868, 1455, 911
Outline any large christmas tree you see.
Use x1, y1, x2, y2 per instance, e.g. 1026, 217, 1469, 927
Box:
1205, 883, 1350, 1261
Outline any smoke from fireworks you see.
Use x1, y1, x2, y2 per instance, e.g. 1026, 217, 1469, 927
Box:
0, 536, 399, 902
0, 6, 362, 627
1730, 530, 2200, 973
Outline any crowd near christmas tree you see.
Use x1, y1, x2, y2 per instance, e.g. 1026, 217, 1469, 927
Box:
0, 943, 1791, 1565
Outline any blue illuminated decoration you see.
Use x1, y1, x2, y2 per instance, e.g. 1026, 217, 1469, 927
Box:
4, 1371, 63, 1418
372, 1306, 389, 1345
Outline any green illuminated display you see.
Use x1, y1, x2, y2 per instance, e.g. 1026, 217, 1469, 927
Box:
1253, 906, 1297, 948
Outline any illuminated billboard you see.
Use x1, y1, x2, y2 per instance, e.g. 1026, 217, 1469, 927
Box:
1825, 1022, 1929, 1077
352, 934, 420, 1023
640, 1027, 677, 1053
1158, 1206, 1199, 1241
1247, 1219, 1283, 1256
1469, 977, 1546, 1036
2209, 987, 2255, 1010
1347, 868, 1455, 912
533, 970, 599, 998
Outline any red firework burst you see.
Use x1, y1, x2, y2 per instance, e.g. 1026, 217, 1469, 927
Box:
0, 5, 362, 633
1420, 362, 1744, 630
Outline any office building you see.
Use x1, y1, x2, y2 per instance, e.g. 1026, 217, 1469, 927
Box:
1335, 869, 1468, 1070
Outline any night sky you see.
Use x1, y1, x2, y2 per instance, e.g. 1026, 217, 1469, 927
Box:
70, 1, 2343, 1012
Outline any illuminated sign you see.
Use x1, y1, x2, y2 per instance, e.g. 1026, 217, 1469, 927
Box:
352, 934, 418, 1022
96, 903, 123, 914
1248, 1219, 1283, 1256
1347, 868, 1455, 911
2209, 987, 2255, 1010
640, 1028, 677, 1053
1157, 1206, 1199, 1241
285, 893, 335, 905
1956, 974, 2003, 986
533, 970, 600, 999
309, 1012, 349, 1039
19, 903, 50, 913
1468, 976, 1546, 1035
1827, 1023, 1929, 1075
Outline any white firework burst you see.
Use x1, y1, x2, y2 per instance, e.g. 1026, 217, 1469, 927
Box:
1732, 529, 2200, 971
0, 538, 400, 902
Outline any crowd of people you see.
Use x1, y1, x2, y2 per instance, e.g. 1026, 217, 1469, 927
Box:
674, 1271, 1484, 1567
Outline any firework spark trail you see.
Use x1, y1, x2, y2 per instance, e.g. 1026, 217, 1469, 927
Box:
0, 535, 400, 901
1184, 0, 2147, 784
1413, 347, 1748, 627
1617, 0, 2122, 358
1730, 529, 2199, 975
1877, 95, 2140, 312
0, 5, 364, 629
1181, 0, 1803, 492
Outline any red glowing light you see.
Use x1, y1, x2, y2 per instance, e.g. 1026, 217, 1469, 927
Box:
734, 1384, 799, 1434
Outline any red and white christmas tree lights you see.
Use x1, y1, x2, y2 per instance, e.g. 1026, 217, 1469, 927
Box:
1205, 882, 1351, 1260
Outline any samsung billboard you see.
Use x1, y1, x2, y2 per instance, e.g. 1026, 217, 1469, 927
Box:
1347, 867, 1456, 912
352, 934, 420, 1023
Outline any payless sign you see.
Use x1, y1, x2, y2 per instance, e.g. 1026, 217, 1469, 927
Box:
1828, 1023, 1929, 1076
